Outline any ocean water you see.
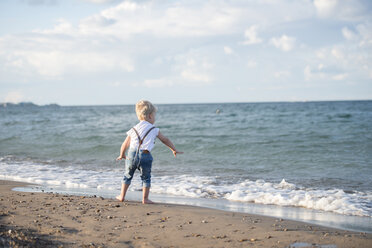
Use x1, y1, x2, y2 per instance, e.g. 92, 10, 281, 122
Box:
1, 101, 371, 231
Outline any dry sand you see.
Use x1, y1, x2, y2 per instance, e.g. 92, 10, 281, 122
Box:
0, 180, 371, 248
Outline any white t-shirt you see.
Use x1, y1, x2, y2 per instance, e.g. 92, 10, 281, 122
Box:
127, 121, 159, 152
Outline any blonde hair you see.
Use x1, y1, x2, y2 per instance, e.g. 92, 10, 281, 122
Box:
135, 100, 157, 120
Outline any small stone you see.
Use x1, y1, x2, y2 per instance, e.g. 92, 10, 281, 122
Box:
201, 220, 208, 223
239, 239, 248, 242
250, 238, 257, 242
266, 235, 272, 239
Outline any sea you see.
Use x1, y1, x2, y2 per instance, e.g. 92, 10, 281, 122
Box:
1, 101, 371, 232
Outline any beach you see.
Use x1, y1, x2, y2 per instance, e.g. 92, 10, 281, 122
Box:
0, 180, 371, 248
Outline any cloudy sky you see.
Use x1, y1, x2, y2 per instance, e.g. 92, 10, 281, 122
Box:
0, 0, 371, 105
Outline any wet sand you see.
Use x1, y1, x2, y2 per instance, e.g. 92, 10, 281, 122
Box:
0, 180, 371, 248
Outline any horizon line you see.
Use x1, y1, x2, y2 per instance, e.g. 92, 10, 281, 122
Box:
3, 99, 371, 107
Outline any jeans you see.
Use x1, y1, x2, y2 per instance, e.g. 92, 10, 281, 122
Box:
122, 149, 153, 188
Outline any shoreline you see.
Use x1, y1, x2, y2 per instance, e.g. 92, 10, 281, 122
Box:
12, 182, 372, 234
1, 180, 371, 248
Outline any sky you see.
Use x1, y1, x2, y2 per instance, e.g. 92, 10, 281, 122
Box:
0, 0, 371, 105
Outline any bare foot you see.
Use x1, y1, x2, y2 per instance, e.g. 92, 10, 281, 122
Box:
116, 195, 125, 202
142, 199, 154, 204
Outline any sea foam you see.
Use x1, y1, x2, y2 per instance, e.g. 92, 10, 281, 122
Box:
1, 157, 371, 217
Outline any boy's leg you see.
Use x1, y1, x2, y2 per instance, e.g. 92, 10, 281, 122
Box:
116, 183, 130, 202
139, 153, 153, 204
142, 187, 153, 204
118, 152, 137, 202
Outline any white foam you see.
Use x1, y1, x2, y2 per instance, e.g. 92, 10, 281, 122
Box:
0, 158, 371, 217
152, 177, 371, 217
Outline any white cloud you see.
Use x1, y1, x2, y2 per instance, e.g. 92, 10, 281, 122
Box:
181, 70, 211, 83
224, 46, 233, 55
34, 19, 74, 35
313, 0, 338, 17
247, 60, 257, 68
3, 48, 134, 78
110, 81, 122, 87
172, 51, 214, 85
332, 73, 348, 80
4, 91, 25, 103
316, 49, 327, 59
356, 23, 372, 47
313, 0, 368, 21
78, 0, 243, 38
142, 78, 174, 88
304, 65, 312, 81
22, 0, 57, 6
82, 0, 117, 3
274, 71, 291, 78
270, 35, 296, 51
331, 48, 344, 59
242, 25, 262, 45
342, 27, 357, 40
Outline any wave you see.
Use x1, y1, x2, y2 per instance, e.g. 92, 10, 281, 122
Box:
0, 157, 370, 218
151, 176, 371, 217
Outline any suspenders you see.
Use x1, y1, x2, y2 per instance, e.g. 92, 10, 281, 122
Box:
132, 126, 156, 154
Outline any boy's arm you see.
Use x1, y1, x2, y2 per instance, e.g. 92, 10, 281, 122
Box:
157, 131, 183, 157
116, 135, 131, 160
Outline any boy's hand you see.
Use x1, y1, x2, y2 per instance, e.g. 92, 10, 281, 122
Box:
172, 150, 183, 157
116, 155, 126, 161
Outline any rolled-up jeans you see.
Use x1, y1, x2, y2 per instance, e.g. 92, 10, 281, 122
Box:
122, 149, 153, 188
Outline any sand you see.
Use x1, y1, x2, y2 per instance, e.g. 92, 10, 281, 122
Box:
0, 180, 371, 248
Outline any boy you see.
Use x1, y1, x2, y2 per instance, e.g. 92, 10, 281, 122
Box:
116, 100, 183, 204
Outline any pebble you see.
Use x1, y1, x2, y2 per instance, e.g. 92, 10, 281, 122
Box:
213, 235, 227, 239
201, 220, 208, 223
